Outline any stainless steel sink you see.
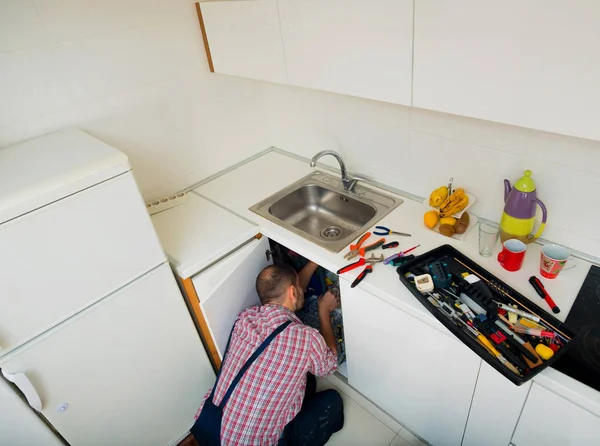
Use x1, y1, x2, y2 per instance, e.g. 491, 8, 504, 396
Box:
250, 171, 403, 252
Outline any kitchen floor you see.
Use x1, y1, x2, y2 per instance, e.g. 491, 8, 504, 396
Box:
180, 373, 429, 446
316, 373, 429, 446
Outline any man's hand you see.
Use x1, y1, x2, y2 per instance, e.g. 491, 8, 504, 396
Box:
317, 291, 339, 354
318, 291, 340, 314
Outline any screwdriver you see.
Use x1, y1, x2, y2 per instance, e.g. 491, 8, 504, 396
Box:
428, 293, 521, 375
494, 302, 541, 322
383, 245, 420, 264
455, 316, 521, 375
494, 320, 540, 363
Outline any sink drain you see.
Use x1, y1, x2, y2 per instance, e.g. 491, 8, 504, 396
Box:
321, 226, 342, 239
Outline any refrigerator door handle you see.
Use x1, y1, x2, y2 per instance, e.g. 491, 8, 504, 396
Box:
2, 370, 43, 411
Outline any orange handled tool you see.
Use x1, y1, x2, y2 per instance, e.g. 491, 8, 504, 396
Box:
345, 232, 371, 259
345, 236, 386, 260
350, 238, 385, 258
357, 238, 385, 257
350, 232, 370, 251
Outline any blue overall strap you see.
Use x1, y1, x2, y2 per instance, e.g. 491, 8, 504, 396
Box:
218, 320, 292, 410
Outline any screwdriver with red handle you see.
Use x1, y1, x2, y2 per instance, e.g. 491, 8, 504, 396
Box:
529, 276, 561, 314
351, 265, 373, 288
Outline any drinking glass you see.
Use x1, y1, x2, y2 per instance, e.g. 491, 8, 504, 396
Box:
479, 222, 500, 257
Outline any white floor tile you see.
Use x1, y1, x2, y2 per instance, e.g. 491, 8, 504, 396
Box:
315, 377, 397, 446
398, 427, 429, 446
325, 373, 403, 433
389, 434, 412, 446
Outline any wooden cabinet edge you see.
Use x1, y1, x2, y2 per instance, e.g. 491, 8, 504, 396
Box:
177, 234, 263, 372
181, 276, 221, 371
195, 2, 215, 73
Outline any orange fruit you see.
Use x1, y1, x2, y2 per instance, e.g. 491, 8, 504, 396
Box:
424, 210, 439, 229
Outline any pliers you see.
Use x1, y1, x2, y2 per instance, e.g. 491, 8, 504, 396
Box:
349, 254, 384, 288
344, 232, 385, 260
337, 253, 385, 274
373, 226, 411, 237
336, 254, 384, 288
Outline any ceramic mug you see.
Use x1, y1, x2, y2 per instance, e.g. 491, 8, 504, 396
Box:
497, 239, 527, 272
540, 244, 576, 279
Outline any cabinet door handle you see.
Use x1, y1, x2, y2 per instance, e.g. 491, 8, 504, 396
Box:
2, 370, 43, 411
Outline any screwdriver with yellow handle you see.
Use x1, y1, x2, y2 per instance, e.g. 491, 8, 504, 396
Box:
455, 317, 521, 375
427, 293, 521, 376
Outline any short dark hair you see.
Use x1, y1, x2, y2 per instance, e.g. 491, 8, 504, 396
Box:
255, 263, 297, 305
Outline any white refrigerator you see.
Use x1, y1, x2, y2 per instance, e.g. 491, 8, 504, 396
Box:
0, 377, 64, 445
0, 130, 215, 445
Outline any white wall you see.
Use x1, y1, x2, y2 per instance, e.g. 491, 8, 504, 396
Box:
2, 1, 599, 258
0, 0, 270, 200
264, 83, 600, 257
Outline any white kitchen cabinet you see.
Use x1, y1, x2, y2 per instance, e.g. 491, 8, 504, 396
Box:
151, 193, 259, 280
198, 0, 287, 84
0, 264, 214, 446
462, 362, 531, 446
0, 172, 165, 354
278, 0, 413, 105
512, 383, 600, 446
413, 0, 600, 141
0, 377, 64, 446
192, 237, 271, 359
340, 279, 481, 446
151, 193, 267, 370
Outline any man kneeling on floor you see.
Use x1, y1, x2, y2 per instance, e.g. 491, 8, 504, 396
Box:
192, 261, 344, 446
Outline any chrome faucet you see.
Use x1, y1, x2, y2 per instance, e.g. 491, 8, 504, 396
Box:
309, 150, 369, 192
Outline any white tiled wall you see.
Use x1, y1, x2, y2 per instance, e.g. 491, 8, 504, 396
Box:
264, 83, 600, 258
0, 0, 270, 200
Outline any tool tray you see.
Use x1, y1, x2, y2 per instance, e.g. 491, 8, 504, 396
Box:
396, 244, 575, 385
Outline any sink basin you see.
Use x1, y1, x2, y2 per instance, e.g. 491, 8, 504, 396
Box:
250, 171, 403, 253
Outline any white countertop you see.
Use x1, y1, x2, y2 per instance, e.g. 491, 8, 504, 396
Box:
151, 193, 259, 279
193, 150, 600, 413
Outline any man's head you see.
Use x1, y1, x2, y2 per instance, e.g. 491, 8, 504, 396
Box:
255, 263, 304, 311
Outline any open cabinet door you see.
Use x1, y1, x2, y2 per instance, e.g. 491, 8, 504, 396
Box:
191, 237, 272, 361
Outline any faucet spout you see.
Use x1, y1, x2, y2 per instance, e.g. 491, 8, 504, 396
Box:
310, 150, 369, 192
310, 150, 348, 181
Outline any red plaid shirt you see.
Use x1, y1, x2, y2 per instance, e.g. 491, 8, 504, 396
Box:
196, 304, 337, 445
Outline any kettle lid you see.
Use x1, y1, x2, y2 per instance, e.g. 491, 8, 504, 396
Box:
514, 170, 536, 192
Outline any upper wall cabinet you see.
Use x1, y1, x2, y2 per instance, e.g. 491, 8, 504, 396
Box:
277, 0, 413, 105
413, 0, 600, 141
197, 0, 287, 83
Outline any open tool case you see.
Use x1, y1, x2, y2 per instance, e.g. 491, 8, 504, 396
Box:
396, 244, 575, 385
